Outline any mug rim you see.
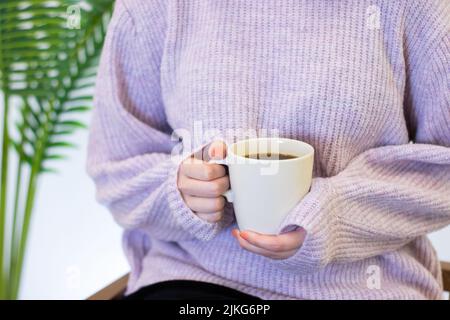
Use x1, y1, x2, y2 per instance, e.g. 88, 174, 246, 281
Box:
227, 137, 314, 163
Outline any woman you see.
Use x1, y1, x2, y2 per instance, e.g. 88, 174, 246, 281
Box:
87, 0, 450, 299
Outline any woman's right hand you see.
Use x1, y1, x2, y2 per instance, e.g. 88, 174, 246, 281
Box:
177, 141, 230, 223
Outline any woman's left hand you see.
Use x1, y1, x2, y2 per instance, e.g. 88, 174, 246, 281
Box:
231, 228, 306, 260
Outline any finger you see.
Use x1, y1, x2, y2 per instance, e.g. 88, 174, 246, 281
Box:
183, 195, 225, 213
178, 175, 230, 197
232, 230, 298, 259
208, 140, 227, 160
196, 211, 223, 223
239, 229, 305, 252
232, 230, 281, 259
181, 158, 226, 181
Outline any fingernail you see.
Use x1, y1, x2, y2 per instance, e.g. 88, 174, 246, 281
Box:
234, 229, 242, 239
240, 231, 249, 240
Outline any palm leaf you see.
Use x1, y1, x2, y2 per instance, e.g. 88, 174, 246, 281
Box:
1, 0, 114, 172
0, 0, 115, 299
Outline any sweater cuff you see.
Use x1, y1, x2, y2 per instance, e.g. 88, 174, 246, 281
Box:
272, 177, 345, 273
166, 148, 233, 242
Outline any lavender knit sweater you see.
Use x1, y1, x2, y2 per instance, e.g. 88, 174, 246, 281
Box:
87, 0, 450, 299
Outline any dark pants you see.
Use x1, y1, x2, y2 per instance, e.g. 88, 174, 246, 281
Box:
123, 280, 261, 300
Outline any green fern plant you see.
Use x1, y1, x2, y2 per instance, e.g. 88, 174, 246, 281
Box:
0, 0, 114, 299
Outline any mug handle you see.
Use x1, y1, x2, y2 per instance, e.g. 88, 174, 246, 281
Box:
208, 158, 234, 203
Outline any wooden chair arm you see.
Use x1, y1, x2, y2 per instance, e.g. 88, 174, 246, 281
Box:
441, 261, 450, 296
87, 273, 129, 300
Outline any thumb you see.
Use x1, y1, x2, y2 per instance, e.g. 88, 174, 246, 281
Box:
208, 140, 227, 160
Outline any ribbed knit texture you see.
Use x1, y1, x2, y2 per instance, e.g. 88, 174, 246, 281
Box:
87, 0, 450, 299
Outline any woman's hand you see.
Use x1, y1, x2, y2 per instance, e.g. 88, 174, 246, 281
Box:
177, 141, 230, 223
178, 140, 305, 259
231, 228, 306, 260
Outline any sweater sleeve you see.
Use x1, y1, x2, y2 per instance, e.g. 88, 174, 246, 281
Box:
87, 0, 230, 242
275, 19, 450, 273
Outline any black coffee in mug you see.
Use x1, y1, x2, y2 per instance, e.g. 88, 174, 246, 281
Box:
243, 152, 298, 160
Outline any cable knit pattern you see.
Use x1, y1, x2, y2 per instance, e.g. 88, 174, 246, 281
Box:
87, 0, 450, 299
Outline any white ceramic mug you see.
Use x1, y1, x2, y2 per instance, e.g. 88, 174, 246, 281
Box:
211, 138, 314, 234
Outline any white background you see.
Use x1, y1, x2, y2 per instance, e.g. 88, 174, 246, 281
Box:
0, 102, 448, 299
19, 113, 129, 299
